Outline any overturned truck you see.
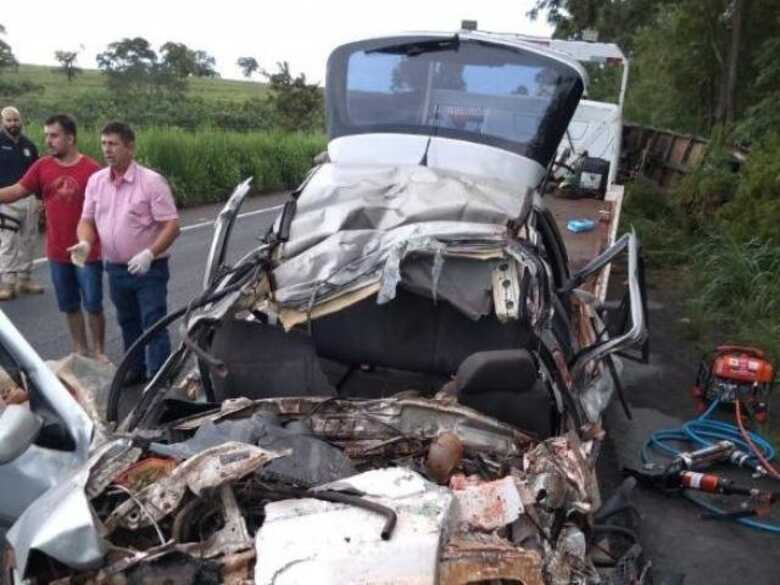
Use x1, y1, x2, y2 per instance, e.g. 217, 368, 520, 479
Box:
1, 26, 648, 585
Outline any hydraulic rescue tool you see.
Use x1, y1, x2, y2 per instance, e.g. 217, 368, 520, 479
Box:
691, 345, 775, 423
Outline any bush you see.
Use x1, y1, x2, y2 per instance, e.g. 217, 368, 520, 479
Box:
718, 133, 780, 246
673, 132, 740, 229
620, 177, 691, 266
0, 78, 43, 96
10, 90, 282, 133
134, 129, 326, 205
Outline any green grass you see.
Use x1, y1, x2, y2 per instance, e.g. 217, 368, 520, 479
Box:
619, 177, 693, 266
24, 125, 326, 206
3, 63, 269, 103
620, 176, 780, 445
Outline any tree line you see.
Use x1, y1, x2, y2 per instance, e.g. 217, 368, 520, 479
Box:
529, 0, 779, 144
0, 28, 322, 132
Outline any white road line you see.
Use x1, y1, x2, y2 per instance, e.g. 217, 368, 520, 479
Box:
31, 203, 284, 267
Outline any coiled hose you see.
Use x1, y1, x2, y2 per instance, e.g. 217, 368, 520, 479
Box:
641, 399, 780, 533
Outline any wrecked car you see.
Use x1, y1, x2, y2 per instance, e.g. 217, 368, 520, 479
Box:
2, 27, 648, 585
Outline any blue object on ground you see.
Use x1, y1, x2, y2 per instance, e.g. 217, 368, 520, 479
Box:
566, 218, 595, 233
642, 399, 780, 534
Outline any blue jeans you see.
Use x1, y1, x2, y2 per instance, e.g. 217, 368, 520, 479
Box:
49, 260, 103, 314
106, 258, 171, 377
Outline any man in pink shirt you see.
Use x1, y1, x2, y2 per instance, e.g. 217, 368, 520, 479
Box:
74, 121, 180, 385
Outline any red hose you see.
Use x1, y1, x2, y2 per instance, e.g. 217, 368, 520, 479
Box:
735, 400, 780, 480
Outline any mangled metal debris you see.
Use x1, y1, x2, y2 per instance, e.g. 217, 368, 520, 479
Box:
439, 535, 545, 585
2, 27, 651, 585
9, 402, 632, 584
106, 442, 286, 533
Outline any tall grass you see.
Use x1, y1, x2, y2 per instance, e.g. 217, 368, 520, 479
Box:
621, 167, 780, 442
619, 177, 692, 266
25, 126, 326, 206
689, 235, 780, 363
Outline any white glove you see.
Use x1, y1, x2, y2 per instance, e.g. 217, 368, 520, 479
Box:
67, 240, 91, 267
128, 249, 154, 275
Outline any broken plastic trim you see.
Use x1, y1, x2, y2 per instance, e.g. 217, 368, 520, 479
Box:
202, 178, 252, 290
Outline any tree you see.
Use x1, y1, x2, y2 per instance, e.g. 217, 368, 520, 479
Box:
718, 0, 745, 125
262, 61, 323, 131
736, 35, 780, 142
529, 0, 779, 138
0, 24, 18, 72
97, 37, 158, 89
528, 0, 675, 50
160, 42, 218, 78
191, 50, 218, 78
54, 50, 81, 81
97, 37, 184, 94
237, 56, 259, 78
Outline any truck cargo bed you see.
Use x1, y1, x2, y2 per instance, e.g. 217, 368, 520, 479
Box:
547, 187, 623, 299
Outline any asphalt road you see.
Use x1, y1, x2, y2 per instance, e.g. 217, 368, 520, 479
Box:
1, 191, 289, 362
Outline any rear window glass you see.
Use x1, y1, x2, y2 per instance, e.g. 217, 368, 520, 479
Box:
327, 37, 584, 166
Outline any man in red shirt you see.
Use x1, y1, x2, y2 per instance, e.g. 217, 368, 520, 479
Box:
0, 114, 106, 360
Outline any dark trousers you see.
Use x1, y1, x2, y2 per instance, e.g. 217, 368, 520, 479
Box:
106, 258, 171, 377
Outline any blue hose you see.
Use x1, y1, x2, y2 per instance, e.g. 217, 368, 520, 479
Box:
641, 399, 780, 534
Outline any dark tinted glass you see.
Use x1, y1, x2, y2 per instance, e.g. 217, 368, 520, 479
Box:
327, 37, 584, 166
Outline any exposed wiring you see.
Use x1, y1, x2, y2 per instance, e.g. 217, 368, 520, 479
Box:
110, 484, 167, 546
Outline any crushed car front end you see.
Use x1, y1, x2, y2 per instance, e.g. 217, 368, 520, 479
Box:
5, 31, 649, 585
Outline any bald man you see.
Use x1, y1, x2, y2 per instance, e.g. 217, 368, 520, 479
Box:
0, 106, 42, 300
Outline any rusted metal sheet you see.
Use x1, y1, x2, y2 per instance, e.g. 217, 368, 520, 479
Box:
172, 397, 534, 457
439, 536, 545, 585
106, 442, 286, 532
621, 123, 746, 190
113, 457, 177, 491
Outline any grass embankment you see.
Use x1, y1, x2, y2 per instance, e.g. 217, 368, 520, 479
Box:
7, 63, 325, 204
5, 64, 269, 103
1, 64, 281, 131
26, 126, 327, 206
620, 141, 780, 444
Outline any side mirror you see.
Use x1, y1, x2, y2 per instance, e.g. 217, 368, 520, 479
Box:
0, 404, 43, 464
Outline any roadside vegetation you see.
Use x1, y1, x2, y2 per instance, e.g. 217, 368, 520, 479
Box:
620, 137, 780, 441
621, 138, 780, 363
532, 3, 779, 323
529, 2, 779, 439
22, 125, 325, 206
0, 31, 325, 204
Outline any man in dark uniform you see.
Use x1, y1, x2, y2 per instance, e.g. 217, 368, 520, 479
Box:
0, 106, 42, 300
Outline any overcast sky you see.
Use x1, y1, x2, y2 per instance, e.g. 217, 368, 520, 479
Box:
2, 1, 553, 83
